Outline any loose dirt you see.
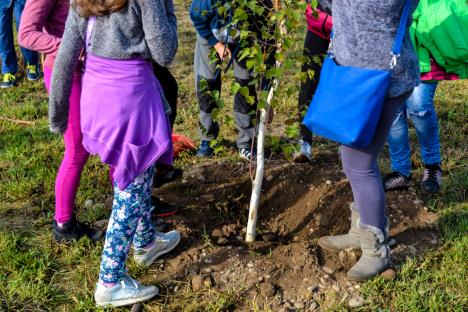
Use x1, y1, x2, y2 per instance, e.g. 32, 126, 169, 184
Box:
101, 153, 440, 311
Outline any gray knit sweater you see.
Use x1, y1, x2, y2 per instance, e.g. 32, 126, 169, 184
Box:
318, 0, 420, 98
49, 0, 178, 134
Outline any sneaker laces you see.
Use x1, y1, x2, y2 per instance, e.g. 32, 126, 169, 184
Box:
3, 73, 15, 82
26, 64, 37, 75
423, 166, 441, 184
384, 172, 405, 185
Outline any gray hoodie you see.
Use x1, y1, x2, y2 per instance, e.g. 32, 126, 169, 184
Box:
49, 0, 177, 134
318, 0, 420, 98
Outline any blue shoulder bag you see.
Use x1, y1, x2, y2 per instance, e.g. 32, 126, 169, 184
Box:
303, 0, 412, 147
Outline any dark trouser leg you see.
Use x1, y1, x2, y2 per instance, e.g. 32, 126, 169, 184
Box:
13, 0, 38, 67
194, 35, 221, 141
153, 62, 178, 129
0, 2, 16, 74
232, 51, 256, 150
298, 31, 329, 143
339, 92, 411, 231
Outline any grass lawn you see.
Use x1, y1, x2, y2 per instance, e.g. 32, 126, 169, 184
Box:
0, 1, 467, 311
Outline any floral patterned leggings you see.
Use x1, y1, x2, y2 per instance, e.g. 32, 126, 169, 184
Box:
99, 165, 156, 283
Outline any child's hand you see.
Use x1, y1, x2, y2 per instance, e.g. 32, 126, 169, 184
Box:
214, 42, 231, 61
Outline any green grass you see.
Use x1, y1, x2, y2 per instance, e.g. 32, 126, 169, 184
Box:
1, 1, 467, 311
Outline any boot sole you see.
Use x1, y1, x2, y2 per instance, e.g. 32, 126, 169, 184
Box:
346, 271, 385, 282
138, 235, 181, 267
96, 288, 159, 307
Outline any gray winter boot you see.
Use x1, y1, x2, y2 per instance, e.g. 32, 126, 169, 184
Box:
317, 203, 361, 252
346, 220, 390, 282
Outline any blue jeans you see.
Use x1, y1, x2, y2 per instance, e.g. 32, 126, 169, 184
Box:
387, 82, 441, 177
0, 0, 38, 74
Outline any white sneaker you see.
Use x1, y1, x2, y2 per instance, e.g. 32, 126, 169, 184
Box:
134, 230, 181, 267
95, 275, 158, 307
293, 139, 312, 163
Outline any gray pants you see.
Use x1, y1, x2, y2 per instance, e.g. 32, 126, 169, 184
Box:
194, 35, 256, 150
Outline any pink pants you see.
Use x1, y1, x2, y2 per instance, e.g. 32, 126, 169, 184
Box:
44, 67, 90, 224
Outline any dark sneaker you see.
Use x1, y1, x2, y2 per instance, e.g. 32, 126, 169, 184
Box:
239, 147, 257, 161
152, 218, 170, 232
382, 171, 411, 191
151, 197, 178, 217
421, 164, 442, 194
153, 165, 183, 188
26, 64, 42, 81
0, 73, 17, 88
53, 215, 104, 242
196, 140, 214, 158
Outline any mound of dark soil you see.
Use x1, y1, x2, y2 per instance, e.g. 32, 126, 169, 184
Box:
132, 154, 440, 310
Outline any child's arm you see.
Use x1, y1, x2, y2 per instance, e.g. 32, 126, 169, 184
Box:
189, 0, 218, 47
48, 7, 83, 134
18, 0, 61, 54
141, 0, 178, 67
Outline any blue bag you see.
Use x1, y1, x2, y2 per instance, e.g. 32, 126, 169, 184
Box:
303, 0, 412, 147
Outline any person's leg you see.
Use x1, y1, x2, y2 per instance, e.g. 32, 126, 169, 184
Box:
407, 82, 441, 166
407, 82, 442, 193
0, 1, 17, 75
340, 93, 410, 231
95, 166, 161, 307
298, 30, 329, 144
153, 63, 178, 129
232, 50, 256, 152
339, 93, 410, 281
194, 35, 221, 145
53, 73, 91, 225
99, 165, 157, 284
386, 104, 411, 177
12, 0, 39, 68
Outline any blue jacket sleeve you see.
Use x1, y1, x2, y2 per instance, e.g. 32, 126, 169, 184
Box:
189, 0, 219, 46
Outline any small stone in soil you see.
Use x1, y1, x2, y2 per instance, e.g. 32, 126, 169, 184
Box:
348, 295, 365, 308
380, 268, 396, 280
322, 266, 334, 274
326, 180, 332, 185
84, 199, 94, 208
294, 301, 305, 309
261, 232, 278, 242
308, 301, 318, 311
259, 282, 276, 297
191, 275, 204, 292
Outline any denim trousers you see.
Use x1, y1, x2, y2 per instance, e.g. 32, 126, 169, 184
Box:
0, 0, 38, 74
387, 82, 441, 177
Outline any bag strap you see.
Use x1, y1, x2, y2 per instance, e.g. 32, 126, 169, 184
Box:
390, 0, 412, 68
85, 16, 97, 50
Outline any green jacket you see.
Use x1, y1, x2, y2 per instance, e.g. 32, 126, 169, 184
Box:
410, 0, 468, 78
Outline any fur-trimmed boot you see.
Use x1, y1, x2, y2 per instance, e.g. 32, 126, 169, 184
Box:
346, 220, 390, 281
317, 203, 360, 252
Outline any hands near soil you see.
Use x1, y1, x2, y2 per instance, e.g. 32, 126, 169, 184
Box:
214, 42, 232, 61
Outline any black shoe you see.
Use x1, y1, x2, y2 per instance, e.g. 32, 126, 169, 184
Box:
53, 215, 104, 242
153, 165, 183, 188
421, 164, 442, 194
382, 171, 411, 191
151, 196, 179, 217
